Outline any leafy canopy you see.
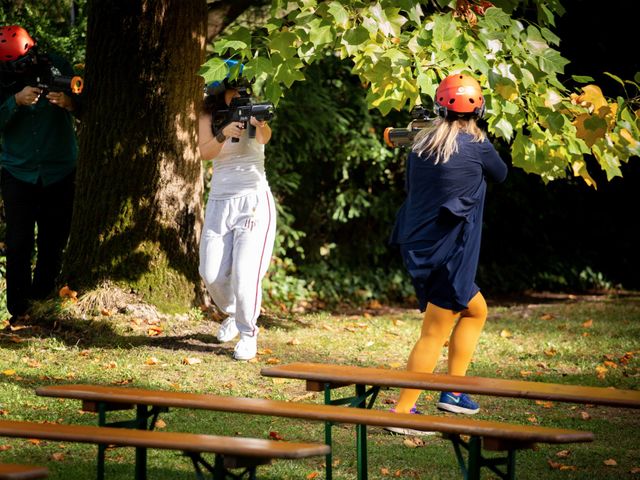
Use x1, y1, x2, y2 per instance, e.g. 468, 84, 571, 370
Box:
200, 0, 640, 185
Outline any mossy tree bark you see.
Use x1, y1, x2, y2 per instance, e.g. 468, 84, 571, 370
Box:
63, 0, 208, 312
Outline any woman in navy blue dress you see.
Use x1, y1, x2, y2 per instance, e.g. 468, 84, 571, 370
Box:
387, 74, 507, 435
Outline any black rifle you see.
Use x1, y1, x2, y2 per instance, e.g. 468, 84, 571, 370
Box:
217, 87, 275, 143
0, 51, 83, 96
383, 106, 435, 148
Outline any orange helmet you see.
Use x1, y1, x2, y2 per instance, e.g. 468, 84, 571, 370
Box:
0, 25, 35, 62
434, 73, 485, 118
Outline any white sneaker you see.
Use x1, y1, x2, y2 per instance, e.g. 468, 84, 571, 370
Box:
216, 317, 239, 343
233, 332, 258, 361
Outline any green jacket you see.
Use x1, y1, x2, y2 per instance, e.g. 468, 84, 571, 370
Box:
0, 52, 80, 185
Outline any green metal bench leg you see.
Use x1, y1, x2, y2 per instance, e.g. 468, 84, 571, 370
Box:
324, 385, 333, 480
135, 404, 149, 480
355, 384, 368, 480
97, 404, 106, 480
466, 436, 481, 480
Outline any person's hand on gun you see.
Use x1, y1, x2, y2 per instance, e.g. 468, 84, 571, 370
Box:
46, 91, 74, 111
221, 121, 245, 140
15, 86, 42, 106
250, 116, 268, 129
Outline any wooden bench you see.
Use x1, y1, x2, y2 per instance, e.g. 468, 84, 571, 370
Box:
0, 419, 329, 480
260, 361, 640, 408
0, 464, 48, 480
35, 384, 593, 480
261, 361, 639, 479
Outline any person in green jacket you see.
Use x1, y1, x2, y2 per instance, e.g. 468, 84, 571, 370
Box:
0, 25, 82, 326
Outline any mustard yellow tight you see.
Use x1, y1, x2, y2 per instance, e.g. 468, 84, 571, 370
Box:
395, 291, 488, 413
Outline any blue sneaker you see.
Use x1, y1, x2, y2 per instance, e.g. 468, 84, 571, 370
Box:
437, 392, 480, 415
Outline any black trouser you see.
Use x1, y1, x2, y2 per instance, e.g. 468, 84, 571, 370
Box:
1, 169, 75, 317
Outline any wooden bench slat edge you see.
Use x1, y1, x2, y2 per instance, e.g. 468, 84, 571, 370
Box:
35, 385, 594, 444
0, 420, 329, 460
260, 363, 640, 409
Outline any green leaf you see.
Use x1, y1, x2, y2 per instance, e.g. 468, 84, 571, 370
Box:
244, 57, 275, 81
432, 13, 458, 51
604, 72, 626, 88
198, 57, 227, 84
540, 27, 560, 46
343, 25, 370, 46
539, 48, 569, 74
309, 23, 334, 47
572, 75, 595, 83
270, 31, 298, 58
327, 1, 349, 28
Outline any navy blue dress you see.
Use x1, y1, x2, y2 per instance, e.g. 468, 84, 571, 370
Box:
390, 132, 507, 312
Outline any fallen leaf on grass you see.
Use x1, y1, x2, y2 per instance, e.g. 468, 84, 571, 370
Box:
182, 357, 202, 366
257, 348, 273, 355
500, 329, 512, 338
2, 370, 16, 376
59, 285, 78, 302
103, 362, 117, 369
535, 400, 554, 408
604, 458, 618, 466
0, 410, 8, 416
380, 467, 390, 475
540, 313, 555, 321
402, 437, 425, 448
28, 439, 42, 446
388, 362, 403, 368
548, 460, 577, 470
582, 319, 593, 328
0, 445, 12, 451
527, 415, 538, 424
603, 360, 617, 369
543, 348, 557, 357
147, 326, 163, 337
291, 392, 316, 402
286, 338, 301, 346
595, 365, 608, 379
556, 450, 571, 458
392, 319, 405, 326
145, 357, 159, 365
265, 357, 280, 365
630, 467, 640, 474
306, 472, 319, 479
50, 452, 65, 461
269, 431, 285, 441
520, 370, 533, 378
579, 411, 591, 420
154, 419, 166, 429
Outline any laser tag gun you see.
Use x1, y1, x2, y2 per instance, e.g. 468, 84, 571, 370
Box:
223, 86, 275, 143
383, 105, 435, 148
0, 54, 83, 95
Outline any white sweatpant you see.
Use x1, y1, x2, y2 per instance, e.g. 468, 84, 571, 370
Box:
199, 189, 276, 336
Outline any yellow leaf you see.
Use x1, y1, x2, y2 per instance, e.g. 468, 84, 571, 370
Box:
620, 128, 639, 147
2, 370, 16, 376
50, 452, 65, 461
543, 348, 557, 357
556, 450, 571, 458
257, 348, 273, 355
604, 458, 618, 466
182, 357, 202, 366
582, 319, 593, 328
540, 313, 555, 321
595, 365, 608, 379
535, 400, 554, 408
147, 326, 163, 337
265, 357, 280, 365
380, 467, 390, 475
500, 329, 512, 338
286, 338, 301, 345
388, 362, 403, 368
154, 419, 167, 429
145, 357, 159, 365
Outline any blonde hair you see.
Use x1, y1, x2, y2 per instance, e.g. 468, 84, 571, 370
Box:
412, 117, 486, 164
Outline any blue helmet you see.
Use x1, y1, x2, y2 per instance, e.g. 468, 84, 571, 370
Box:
206, 59, 245, 96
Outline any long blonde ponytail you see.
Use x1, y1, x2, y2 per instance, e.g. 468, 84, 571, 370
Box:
412, 117, 486, 164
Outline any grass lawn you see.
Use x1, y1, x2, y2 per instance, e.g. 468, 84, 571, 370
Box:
0, 293, 639, 479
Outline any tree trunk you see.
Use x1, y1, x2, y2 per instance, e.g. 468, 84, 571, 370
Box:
63, 0, 208, 312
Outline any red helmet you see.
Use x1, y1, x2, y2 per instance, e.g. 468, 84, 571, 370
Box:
434, 73, 485, 118
0, 25, 35, 62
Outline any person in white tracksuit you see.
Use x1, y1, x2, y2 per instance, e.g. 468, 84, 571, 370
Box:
198, 83, 276, 361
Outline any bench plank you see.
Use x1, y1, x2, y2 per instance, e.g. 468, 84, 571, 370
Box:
0, 464, 48, 480
0, 420, 329, 460
35, 384, 593, 444
261, 362, 640, 409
